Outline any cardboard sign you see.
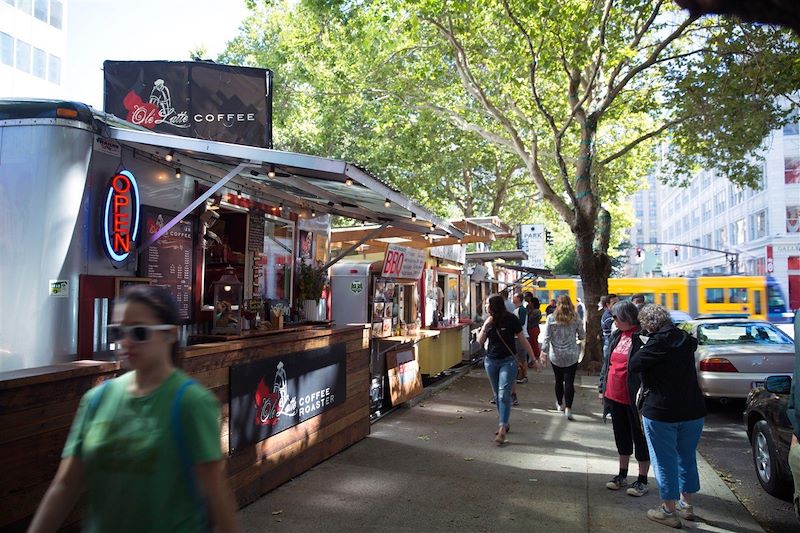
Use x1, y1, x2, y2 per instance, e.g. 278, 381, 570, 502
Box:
387, 348, 422, 405
382, 244, 425, 280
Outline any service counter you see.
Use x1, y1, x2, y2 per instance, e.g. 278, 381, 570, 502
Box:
417, 321, 473, 376
0, 324, 370, 530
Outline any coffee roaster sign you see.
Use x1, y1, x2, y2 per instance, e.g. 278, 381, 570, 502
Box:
229, 343, 347, 453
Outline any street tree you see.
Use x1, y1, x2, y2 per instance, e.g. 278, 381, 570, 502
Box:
293, 0, 799, 364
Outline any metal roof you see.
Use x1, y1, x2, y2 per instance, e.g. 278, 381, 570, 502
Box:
466, 250, 529, 262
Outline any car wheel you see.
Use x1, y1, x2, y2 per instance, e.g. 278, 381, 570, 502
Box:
751, 420, 791, 497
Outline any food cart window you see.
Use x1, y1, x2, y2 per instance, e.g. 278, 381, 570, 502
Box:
263, 216, 294, 304
203, 208, 247, 307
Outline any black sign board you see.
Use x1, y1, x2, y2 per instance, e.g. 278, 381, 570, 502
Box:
103, 60, 273, 148
229, 343, 347, 453
138, 206, 195, 321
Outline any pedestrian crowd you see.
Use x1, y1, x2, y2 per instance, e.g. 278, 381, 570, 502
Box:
478, 290, 706, 529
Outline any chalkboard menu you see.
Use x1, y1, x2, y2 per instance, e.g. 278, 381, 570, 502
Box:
138, 206, 195, 321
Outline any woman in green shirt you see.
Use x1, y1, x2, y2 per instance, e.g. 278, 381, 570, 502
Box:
29, 286, 239, 532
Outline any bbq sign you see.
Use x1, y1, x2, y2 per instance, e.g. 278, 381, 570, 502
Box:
102, 170, 141, 264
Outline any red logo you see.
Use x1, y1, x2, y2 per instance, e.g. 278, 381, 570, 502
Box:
254, 378, 281, 426
123, 91, 159, 129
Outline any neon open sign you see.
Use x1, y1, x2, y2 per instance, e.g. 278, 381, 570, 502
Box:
102, 170, 141, 262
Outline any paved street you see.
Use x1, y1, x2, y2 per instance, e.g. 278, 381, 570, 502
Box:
239, 366, 764, 532
698, 400, 797, 533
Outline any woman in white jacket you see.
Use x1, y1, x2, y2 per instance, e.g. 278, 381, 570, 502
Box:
542, 295, 586, 420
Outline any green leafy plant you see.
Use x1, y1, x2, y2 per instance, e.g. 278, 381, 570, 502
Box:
297, 259, 327, 301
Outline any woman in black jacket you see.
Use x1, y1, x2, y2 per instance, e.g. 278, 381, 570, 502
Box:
598, 301, 650, 497
629, 304, 706, 529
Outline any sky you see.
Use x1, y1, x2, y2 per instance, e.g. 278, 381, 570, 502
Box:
63, 0, 251, 108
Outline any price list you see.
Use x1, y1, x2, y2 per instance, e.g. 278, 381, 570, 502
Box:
139, 207, 195, 320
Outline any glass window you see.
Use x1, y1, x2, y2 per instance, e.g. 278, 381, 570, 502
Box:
729, 185, 744, 206
2, 0, 15, 6
702, 201, 712, 221
47, 53, 59, 84
754, 290, 762, 315
788, 206, 800, 234
785, 132, 800, 184
48, 0, 62, 28
714, 191, 726, 215
33, 0, 47, 21
728, 288, 748, 303
730, 219, 745, 245
17, 0, 31, 14
702, 233, 712, 250
262, 218, 294, 302
32, 47, 45, 78
697, 322, 792, 345
785, 122, 800, 136
15, 39, 30, 73
714, 227, 727, 248
749, 210, 767, 240
672, 293, 680, 310
0, 32, 12, 66
705, 288, 724, 304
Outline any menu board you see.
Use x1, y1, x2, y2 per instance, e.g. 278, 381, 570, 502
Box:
138, 206, 195, 321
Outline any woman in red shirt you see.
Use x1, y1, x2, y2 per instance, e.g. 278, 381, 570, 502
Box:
598, 300, 651, 497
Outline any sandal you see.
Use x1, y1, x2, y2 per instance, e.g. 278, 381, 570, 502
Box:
494, 425, 510, 435
494, 432, 507, 445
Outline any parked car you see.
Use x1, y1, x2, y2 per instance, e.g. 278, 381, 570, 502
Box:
744, 375, 794, 497
669, 310, 693, 325
683, 318, 795, 399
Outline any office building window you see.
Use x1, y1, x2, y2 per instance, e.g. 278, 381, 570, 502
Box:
49, 0, 62, 29
702, 201, 712, 221
715, 227, 727, 248
702, 233, 712, 251
0, 32, 12, 66
786, 122, 800, 184
692, 238, 701, 257
730, 185, 744, 206
749, 210, 767, 240
730, 218, 745, 245
714, 191, 726, 215
17, 0, 32, 14
788, 206, 800, 234
785, 122, 800, 136
15, 39, 30, 73
47, 53, 60, 84
33, 47, 46, 78
682, 215, 690, 232
33, 0, 47, 21
2, 0, 14, 6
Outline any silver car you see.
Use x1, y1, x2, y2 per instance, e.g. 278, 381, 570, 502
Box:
684, 319, 795, 400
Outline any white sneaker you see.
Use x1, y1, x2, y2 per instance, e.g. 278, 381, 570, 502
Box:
677, 501, 695, 521
564, 408, 574, 420
556, 402, 563, 412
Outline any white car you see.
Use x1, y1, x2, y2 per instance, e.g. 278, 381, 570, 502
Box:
683, 319, 795, 400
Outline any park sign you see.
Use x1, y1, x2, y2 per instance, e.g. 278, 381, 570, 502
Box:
104, 60, 273, 148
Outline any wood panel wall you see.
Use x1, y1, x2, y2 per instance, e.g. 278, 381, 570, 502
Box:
0, 326, 370, 531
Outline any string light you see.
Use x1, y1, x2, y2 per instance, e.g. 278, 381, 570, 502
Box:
345, 177, 353, 186
175, 168, 182, 179
165, 150, 174, 162
267, 165, 276, 178
411, 212, 417, 222
311, 209, 316, 218
384, 198, 391, 208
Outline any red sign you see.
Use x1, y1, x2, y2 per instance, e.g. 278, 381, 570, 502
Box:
102, 170, 140, 263
766, 245, 774, 274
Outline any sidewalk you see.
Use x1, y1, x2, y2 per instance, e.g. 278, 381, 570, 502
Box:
239, 365, 763, 532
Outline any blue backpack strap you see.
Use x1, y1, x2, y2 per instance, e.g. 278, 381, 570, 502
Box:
171, 379, 209, 531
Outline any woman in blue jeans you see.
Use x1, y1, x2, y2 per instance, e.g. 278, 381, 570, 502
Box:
630, 304, 707, 529
478, 294, 536, 445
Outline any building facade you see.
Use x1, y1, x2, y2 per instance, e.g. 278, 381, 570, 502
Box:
655, 121, 800, 310
0, 0, 66, 98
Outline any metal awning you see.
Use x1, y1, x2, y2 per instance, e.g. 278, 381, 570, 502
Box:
94, 113, 463, 239
499, 264, 554, 278
466, 250, 529, 262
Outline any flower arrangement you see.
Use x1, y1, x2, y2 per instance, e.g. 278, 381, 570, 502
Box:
297, 259, 327, 302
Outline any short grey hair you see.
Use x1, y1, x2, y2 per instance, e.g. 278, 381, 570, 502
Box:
638, 304, 672, 332
611, 300, 639, 326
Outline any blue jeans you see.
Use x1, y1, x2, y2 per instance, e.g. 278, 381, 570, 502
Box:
484, 355, 517, 427
643, 416, 704, 500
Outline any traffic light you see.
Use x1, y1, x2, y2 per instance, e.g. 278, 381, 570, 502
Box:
545, 230, 553, 245
636, 247, 642, 257
673, 247, 679, 257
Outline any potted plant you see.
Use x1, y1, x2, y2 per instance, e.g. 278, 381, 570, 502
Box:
296, 259, 327, 321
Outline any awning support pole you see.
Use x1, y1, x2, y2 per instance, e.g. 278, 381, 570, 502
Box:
319, 222, 390, 271
136, 162, 251, 252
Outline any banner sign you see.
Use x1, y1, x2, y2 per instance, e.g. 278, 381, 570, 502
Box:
104, 60, 273, 148
382, 244, 425, 280
766, 245, 774, 274
518, 224, 546, 269
430, 244, 466, 264
229, 343, 347, 452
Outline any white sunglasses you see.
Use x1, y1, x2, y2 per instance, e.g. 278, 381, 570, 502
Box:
107, 324, 174, 343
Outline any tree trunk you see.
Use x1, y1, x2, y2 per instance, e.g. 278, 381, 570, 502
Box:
574, 214, 611, 370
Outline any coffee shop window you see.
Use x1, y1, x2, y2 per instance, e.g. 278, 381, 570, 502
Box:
202, 205, 248, 307
262, 215, 295, 306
